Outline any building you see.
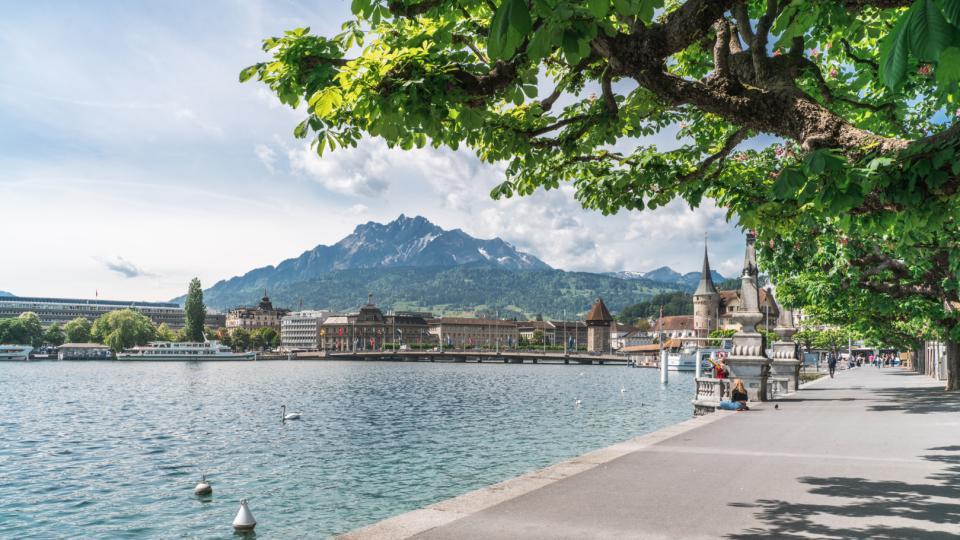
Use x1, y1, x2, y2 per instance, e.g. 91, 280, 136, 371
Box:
319, 295, 396, 351
586, 298, 613, 353
384, 312, 432, 347
692, 247, 779, 334
692, 243, 721, 337
0, 295, 224, 330
552, 320, 588, 350
654, 315, 697, 339
428, 317, 519, 349
280, 310, 331, 351
58, 342, 112, 360
517, 320, 555, 343
226, 292, 290, 332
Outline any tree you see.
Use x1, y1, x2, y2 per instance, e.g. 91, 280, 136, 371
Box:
634, 318, 651, 332
251, 327, 280, 351
531, 329, 544, 345
814, 328, 852, 357
43, 323, 65, 347
619, 291, 692, 321
247, 2, 960, 388
156, 323, 177, 342
64, 317, 91, 343
708, 328, 735, 347
793, 328, 819, 356
0, 316, 42, 346
230, 328, 251, 351
91, 309, 157, 352
183, 278, 207, 343
16, 312, 44, 347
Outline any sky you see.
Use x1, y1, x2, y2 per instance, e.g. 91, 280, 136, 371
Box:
0, 0, 745, 302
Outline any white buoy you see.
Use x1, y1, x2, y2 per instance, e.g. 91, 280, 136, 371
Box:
233, 499, 256, 531
194, 474, 212, 495
575, 399, 582, 407
620, 386, 625, 393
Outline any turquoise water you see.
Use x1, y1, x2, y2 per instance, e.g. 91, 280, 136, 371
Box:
0, 361, 694, 538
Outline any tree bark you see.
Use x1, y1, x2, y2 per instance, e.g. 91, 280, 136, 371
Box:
947, 339, 960, 391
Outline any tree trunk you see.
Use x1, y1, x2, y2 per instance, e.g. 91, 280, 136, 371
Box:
946, 340, 960, 391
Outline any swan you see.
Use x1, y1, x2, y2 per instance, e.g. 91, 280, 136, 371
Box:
575, 399, 582, 407
281, 405, 301, 422
620, 387, 626, 393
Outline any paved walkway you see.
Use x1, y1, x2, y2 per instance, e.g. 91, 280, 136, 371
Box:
343, 368, 960, 539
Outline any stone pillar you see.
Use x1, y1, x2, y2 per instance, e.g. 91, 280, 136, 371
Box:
770, 301, 801, 391
725, 232, 772, 401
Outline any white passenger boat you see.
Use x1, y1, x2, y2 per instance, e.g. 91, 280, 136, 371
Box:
116, 341, 255, 361
667, 346, 726, 372
0, 345, 33, 361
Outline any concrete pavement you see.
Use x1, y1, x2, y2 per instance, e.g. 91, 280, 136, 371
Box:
341, 368, 960, 539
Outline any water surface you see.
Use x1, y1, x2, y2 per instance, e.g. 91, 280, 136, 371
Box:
0, 361, 693, 538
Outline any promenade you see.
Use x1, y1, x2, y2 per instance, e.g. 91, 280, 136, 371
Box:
342, 368, 960, 539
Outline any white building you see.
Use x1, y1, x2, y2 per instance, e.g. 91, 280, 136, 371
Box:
280, 310, 331, 351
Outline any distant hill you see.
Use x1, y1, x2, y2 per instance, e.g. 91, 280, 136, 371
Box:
197, 266, 679, 319
606, 267, 725, 290
0, 291, 11, 297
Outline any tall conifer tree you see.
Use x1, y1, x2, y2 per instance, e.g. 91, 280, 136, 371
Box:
184, 278, 207, 342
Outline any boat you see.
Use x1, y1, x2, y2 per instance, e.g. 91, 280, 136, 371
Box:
0, 345, 33, 361
667, 345, 727, 372
116, 341, 256, 361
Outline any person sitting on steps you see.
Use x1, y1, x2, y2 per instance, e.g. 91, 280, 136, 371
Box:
719, 379, 750, 411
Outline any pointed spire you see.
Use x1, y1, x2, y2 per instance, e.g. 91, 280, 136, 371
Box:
694, 233, 718, 296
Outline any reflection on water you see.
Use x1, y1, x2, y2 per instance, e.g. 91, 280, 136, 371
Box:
0, 361, 693, 538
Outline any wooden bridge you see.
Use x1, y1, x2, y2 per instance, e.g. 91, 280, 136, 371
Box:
293, 349, 637, 366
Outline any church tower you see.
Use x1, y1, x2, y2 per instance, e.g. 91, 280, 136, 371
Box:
692, 238, 720, 338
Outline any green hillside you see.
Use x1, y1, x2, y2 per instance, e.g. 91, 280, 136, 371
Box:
202, 266, 681, 319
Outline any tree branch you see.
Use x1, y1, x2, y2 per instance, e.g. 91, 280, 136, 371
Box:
601, 69, 619, 115
679, 127, 748, 183
840, 38, 879, 71
732, 2, 754, 46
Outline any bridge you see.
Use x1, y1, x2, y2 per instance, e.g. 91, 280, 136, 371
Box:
293, 349, 636, 365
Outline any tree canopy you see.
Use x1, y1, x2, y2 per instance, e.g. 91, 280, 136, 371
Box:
91, 309, 157, 352
246, 0, 960, 388
184, 278, 207, 343
64, 317, 92, 343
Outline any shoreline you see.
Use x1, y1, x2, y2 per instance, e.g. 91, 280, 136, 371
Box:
337, 406, 733, 539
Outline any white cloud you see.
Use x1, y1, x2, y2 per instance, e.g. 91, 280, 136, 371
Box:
288, 142, 392, 197
348, 203, 369, 214
254, 143, 277, 173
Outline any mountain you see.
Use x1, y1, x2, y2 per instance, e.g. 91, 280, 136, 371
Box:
200, 266, 679, 319
0, 291, 11, 297
606, 267, 725, 290
182, 214, 684, 316
192, 215, 550, 304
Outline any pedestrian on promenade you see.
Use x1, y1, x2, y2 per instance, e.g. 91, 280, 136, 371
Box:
828, 354, 837, 378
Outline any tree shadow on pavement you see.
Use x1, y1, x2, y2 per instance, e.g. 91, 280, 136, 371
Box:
725, 448, 960, 539
866, 386, 960, 414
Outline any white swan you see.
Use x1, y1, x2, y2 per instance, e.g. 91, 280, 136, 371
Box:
575, 399, 582, 407
281, 405, 301, 422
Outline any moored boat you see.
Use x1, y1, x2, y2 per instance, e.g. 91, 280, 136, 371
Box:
116, 341, 255, 361
0, 345, 33, 361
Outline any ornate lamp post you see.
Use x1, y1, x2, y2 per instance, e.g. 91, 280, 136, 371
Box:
725, 231, 773, 401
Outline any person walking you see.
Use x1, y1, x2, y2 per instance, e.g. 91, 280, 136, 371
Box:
828, 353, 838, 378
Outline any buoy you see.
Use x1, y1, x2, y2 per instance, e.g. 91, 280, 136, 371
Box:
620, 387, 625, 393
233, 499, 256, 531
194, 474, 212, 496
575, 399, 582, 407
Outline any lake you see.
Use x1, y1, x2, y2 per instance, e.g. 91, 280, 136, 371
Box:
0, 361, 694, 538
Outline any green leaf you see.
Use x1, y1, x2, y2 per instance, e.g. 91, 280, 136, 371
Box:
907, 0, 953, 61
937, 46, 960, 84
527, 24, 558, 60
311, 87, 343, 119
294, 119, 310, 139
880, 14, 911, 89
239, 65, 260, 83
773, 168, 806, 199
487, 0, 532, 60
937, 0, 960, 26
612, 0, 638, 16
587, 0, 607, 18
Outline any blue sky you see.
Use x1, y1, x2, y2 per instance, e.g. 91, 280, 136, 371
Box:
0, 0, 744, 302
